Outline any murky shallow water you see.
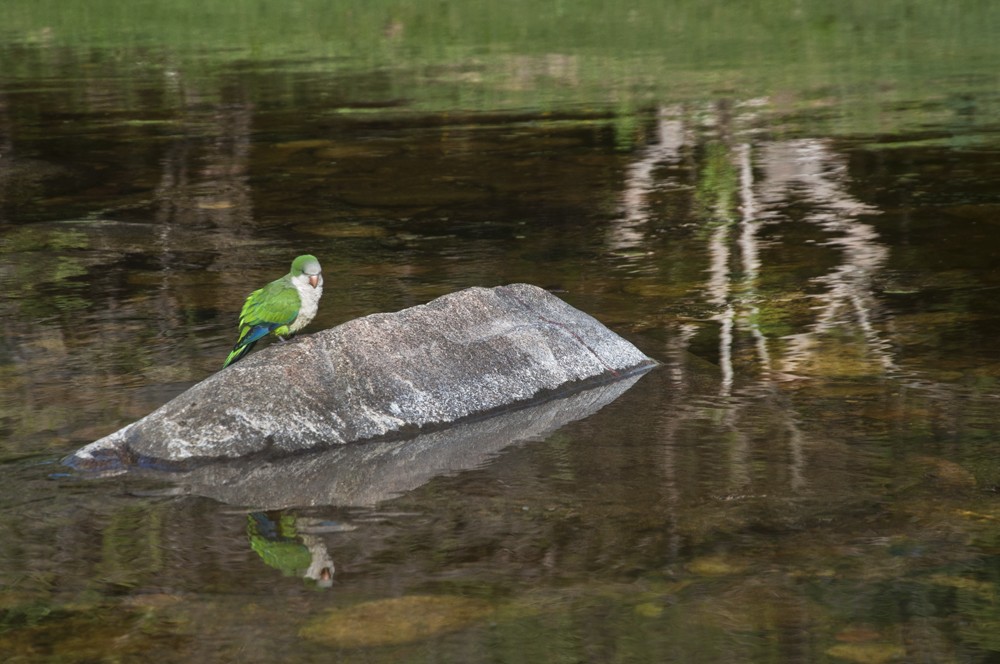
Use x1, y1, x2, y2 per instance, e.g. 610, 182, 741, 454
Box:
5, 27, 1000, 663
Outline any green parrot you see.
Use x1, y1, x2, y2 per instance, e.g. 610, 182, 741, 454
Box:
223, 255, 324, 368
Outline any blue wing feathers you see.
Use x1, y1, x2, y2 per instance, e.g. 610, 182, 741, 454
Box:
236, 323, 279, 350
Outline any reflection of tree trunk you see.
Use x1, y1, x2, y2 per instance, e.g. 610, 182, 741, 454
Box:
149, 95, 255, 352
737, 143, 772, 375
728, 138, 888, 491
153, 102, 255, 245
614, 106, 895, 499
737, 142, 807, 489
0, 92, 15, 226
756, 140, 892, 375
707, 221, 735, 395
610, 106, 687, 251
655, 322, 696, 559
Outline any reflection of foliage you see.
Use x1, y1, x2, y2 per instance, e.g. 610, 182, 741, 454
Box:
695, 142, 738, 222
0, 600, 55, 631
100, 504, 164, 587
953, 525, 1000, 653
0, 226, 88, 254
0, 226, 92, 315
0, 600, 181, 660
612, 111, 642, 152
4, 1, 1000, 125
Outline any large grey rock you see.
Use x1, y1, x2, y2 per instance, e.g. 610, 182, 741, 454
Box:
66, 283, 655, 471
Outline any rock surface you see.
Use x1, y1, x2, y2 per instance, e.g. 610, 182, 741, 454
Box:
66, 283, 655, 471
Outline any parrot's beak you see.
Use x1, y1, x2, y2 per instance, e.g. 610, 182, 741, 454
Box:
309, 275, 320, 289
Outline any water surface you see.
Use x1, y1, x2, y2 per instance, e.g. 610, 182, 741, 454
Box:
4, 3, 1000, 662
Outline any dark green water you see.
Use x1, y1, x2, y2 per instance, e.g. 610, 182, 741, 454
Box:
4, 3, 1000, 662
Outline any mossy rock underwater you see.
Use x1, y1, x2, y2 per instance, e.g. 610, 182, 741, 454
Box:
299, 594, 495, 647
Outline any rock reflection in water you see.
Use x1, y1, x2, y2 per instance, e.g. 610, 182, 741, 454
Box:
185, 373, 650, 588
175, 372, 650, 510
